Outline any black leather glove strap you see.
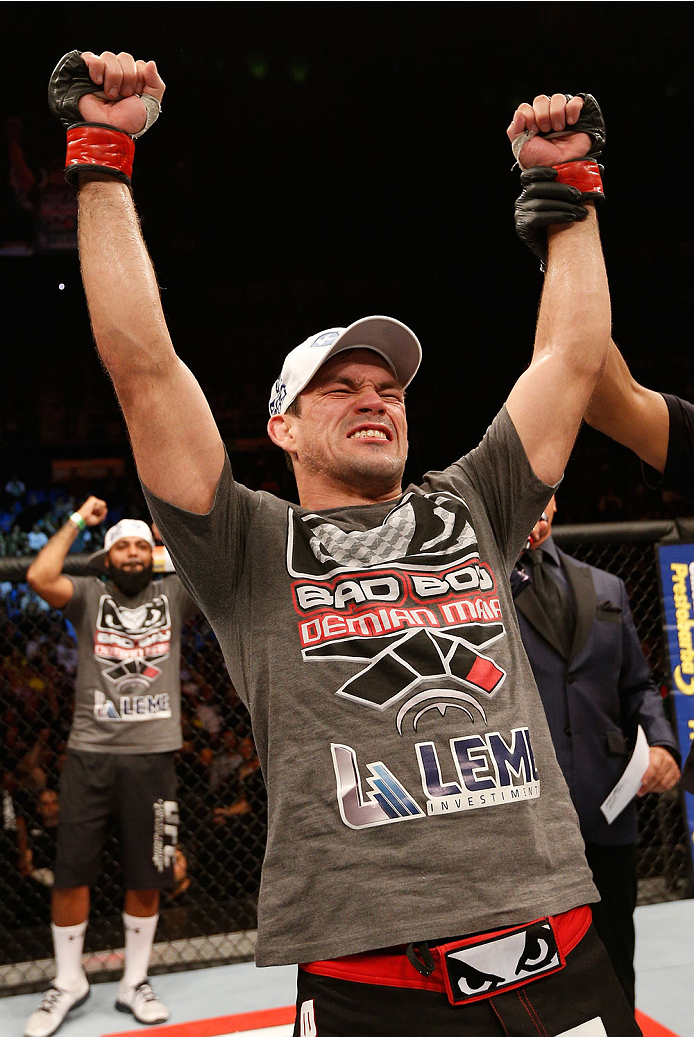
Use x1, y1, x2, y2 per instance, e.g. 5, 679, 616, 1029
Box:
48, 51, 100, 128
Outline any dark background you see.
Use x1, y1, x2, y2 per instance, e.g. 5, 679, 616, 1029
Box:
2, 3, 693, 521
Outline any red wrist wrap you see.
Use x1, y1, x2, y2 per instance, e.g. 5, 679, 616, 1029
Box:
65, 123, 135, 186
553, 160, 603, 198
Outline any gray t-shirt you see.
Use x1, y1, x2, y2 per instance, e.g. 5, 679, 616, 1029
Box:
65, 574, 195, 754
144, 408, 597, 966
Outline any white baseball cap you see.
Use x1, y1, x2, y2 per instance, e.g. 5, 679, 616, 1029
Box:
89, 519, 155, 565
268, 315, 422, 416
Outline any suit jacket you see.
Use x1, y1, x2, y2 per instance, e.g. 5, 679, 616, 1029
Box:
512, 536, 679, 845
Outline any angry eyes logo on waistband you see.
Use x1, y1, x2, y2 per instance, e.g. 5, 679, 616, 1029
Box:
441, 920, 563, 1003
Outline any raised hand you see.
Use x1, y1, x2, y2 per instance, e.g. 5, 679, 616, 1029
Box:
75, 495, 108, 528
78, 51, 165, 137
507, 94, 591, 169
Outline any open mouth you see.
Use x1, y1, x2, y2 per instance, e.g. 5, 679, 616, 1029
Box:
348, 427, 391, 441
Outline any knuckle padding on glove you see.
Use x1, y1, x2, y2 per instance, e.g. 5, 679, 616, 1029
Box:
558, 93, 606, 158
48, 51, 100, 128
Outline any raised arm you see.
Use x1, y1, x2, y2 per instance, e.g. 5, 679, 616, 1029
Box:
505, 94, 611, 487
51, 50, 225, 513
26, 495, 107, 608
584, 340, 670, 473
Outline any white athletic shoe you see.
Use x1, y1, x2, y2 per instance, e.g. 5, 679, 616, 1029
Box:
24, 980, 90, 1037
115, 979, 169, 1025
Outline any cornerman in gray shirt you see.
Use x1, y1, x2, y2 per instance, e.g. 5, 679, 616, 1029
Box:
25, 500, 195, 1036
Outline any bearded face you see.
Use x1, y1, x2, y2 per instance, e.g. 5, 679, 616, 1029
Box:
105, 536, 154, 597
107, 562, 154, 597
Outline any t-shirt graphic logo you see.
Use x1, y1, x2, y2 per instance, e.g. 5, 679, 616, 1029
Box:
288, 491, 507, 730
97, 596, 171, 637
442, 920, 562, 1003
287, 491, 478, 578
91, 594, 173, 712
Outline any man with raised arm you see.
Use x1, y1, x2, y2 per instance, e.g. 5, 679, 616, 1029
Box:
45, 51, 640, 1036
513, 495, 680, 1009
514, 123, 694, 798
24, 498, 196, 1037
585, 348, 694, 793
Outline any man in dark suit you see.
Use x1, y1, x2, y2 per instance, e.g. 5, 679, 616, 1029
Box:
512, 496, 681, 1011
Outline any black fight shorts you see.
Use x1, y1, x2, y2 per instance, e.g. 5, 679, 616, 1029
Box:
293, 921, 642, 1037
54, 749, 178, 890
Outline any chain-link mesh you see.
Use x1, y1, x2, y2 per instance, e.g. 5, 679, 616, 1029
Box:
0, 572, 262, 994
554, 521, 694, 906
1, 521, 693, 994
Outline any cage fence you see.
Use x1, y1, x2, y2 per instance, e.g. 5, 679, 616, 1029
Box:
1, 520, 693, 995
554, 519, 694, 906
1, 556, 262, 994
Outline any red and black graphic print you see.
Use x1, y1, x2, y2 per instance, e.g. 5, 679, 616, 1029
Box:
92, 594, 173, 721
288, 491, 507, 729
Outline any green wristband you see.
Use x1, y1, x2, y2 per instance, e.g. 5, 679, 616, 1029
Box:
68, 512, 86, 532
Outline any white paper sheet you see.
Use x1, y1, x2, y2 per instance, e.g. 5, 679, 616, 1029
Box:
555, 1019, 608, 1037
600, 725, 649, 825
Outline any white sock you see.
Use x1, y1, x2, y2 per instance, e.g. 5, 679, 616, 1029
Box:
121, 912, 158, 990
52, 921, 87, 990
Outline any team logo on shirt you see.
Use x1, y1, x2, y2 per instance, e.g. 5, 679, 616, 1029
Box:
331, 727, 540, 829
287, 491, 507, 730
90, 594, 173, 721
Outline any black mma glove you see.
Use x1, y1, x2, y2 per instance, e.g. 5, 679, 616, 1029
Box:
513, 93, 606, 265
47, 50, 160, 186
515, 167, 590, 264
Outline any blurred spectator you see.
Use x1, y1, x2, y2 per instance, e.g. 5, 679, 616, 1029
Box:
20, 786, 60, 887
194, 682, 224, 739
55, 631, 78, 675
164, 846, 192, 905
35, 157, 77, 252
0, 768, 29, 930
208, 730, 243, 795
17, 786, 60, 925
212, 736, 263, 824
5, 476, 26, 499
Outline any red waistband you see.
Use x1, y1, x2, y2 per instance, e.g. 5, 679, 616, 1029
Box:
301, 905, 592, 993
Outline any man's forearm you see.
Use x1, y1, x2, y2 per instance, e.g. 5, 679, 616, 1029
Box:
535, 207, 610, 379
26, 520, 80, 585
505, 205, 611, 486
76, 177, 225, 512
78, 178, 177, 388
585, 340, 670, 472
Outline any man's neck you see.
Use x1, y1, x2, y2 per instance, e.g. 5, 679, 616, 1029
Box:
298, 483, 404, 510
294, 466, 404, 510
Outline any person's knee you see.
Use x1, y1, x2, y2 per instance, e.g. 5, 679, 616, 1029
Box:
124, 888, 160, 916
51, 885, 90, 925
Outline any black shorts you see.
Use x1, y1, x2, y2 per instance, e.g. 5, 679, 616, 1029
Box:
54, 749, 179, 890
293, 923, 641, 1037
